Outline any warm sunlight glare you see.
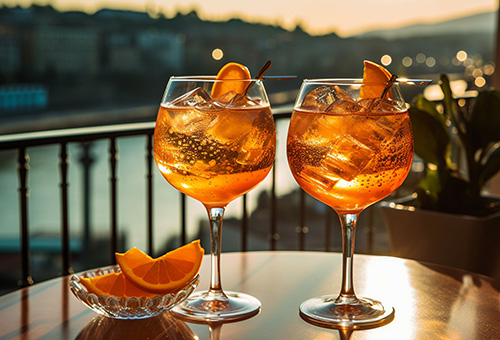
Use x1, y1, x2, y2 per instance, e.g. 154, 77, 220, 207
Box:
364, 257, 416, 339
445, 275, 479, 338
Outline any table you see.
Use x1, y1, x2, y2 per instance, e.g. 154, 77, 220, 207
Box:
1, 251, 499, 339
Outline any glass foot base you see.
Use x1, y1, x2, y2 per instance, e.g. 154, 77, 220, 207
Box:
171, 290, 261, 322
299, 295, 394, 329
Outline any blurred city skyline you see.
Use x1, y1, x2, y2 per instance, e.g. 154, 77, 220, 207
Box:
0, 0, 497, 36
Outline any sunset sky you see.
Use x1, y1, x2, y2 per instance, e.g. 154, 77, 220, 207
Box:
1, 0, 498, 36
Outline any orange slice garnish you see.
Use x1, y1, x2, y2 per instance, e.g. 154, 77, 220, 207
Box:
79, 272, 159, 298
360, 60, 392, 99
116, 240, 204, 293
211, 62, 251, 99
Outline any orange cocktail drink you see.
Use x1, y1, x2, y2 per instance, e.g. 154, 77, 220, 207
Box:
287, 106, 413, 214
288, 61, 426, 328
155, 103, 275, 208
153, 62, 276, 322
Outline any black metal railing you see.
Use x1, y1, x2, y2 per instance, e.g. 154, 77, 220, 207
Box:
0, 108, 295, 287
0, 106, 381, 290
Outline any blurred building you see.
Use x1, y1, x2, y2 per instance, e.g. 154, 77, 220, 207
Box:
0, 84, 48, 113
0, 25, 22, 74
29, 26, 100, 75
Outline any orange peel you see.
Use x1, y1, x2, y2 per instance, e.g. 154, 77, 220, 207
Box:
116, 240, 204, 293
211, 62, 251, 99
360, 60, 393, 99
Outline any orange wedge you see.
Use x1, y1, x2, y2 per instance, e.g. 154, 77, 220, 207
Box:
211, 62, 251, 99
79, 272, 159, 298
116, 240, 204, 293
360, 60, 392, 99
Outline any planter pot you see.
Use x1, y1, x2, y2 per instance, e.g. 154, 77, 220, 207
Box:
381, 199, 500, 278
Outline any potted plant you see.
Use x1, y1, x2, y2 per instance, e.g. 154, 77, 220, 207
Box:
382, 73, 500, 277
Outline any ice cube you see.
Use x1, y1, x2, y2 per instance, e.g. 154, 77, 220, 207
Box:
227, 94, 261, 108
206, 110, 254, 145
167, 88, 225, 133
166, 107, 215, 134
236, 129, 268, 165
301, 85, 337, 111
301, 85, 363, 113
235, 115, 273, 166
297, 165, 340, 192
171, 87, 212, 107
325, 86, 362, 113
304, 113, 348, 147
325, 99, 363, 113
358, 98, 404, 113
322, 134, 375, 182
214, 90, 238, 104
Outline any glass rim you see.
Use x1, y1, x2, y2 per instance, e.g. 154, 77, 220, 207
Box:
302, 78, 431, 86
302, 78, 394, 85
169, 75, 263, 82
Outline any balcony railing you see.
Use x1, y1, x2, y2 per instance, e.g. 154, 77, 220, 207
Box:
0, 105, 385, 292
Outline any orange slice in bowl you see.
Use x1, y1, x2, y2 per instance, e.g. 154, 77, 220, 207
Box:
79, 272, 159, 298
211, 62, 252, 99
360, 60, 392, 99
116, 240, 204, 293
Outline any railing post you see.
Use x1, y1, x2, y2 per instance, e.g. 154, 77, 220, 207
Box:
17, 147, 32, 287
146, 133, 154, 255
180, 193, 186, 246
270, 162, 278, 250
109, 137, 119, 263
325, 206, 333, 251
298, 189, 307, 251
80, 142, 94, 268
59, 142, 71, 275
241, 194, 248, 251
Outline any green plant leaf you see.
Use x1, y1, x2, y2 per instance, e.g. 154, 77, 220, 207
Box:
480, 145, 500, 187
468, 90, 500, 149
413, 93, 446, 125
439, 74, 461, 126
409, 97, 450, 167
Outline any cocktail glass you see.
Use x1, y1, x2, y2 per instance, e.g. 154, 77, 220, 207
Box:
153, 76, 276, 321
287, 79, 414, 328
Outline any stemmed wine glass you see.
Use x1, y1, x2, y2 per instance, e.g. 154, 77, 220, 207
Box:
153, 76, 276, 321
287, 78, 414, 327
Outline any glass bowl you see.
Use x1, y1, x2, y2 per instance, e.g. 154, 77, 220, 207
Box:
70, 265, 199, 319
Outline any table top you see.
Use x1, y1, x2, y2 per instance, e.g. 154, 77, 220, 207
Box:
1, 251, 499, 340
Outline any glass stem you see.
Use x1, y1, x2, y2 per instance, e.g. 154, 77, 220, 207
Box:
207, 207, 227, 299
336, 212, 359, 304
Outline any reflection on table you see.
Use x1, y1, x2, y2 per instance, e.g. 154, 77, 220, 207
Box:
1, 251, 499, 339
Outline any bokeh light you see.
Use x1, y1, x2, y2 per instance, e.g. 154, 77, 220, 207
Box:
402, 56, 412, 67
475, 77, 486, 87
416, 53, 426, 63
212, 48, 223, 60
456, 50, 468, 62
381, 54, 392, 66
425, 57, 436, 68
